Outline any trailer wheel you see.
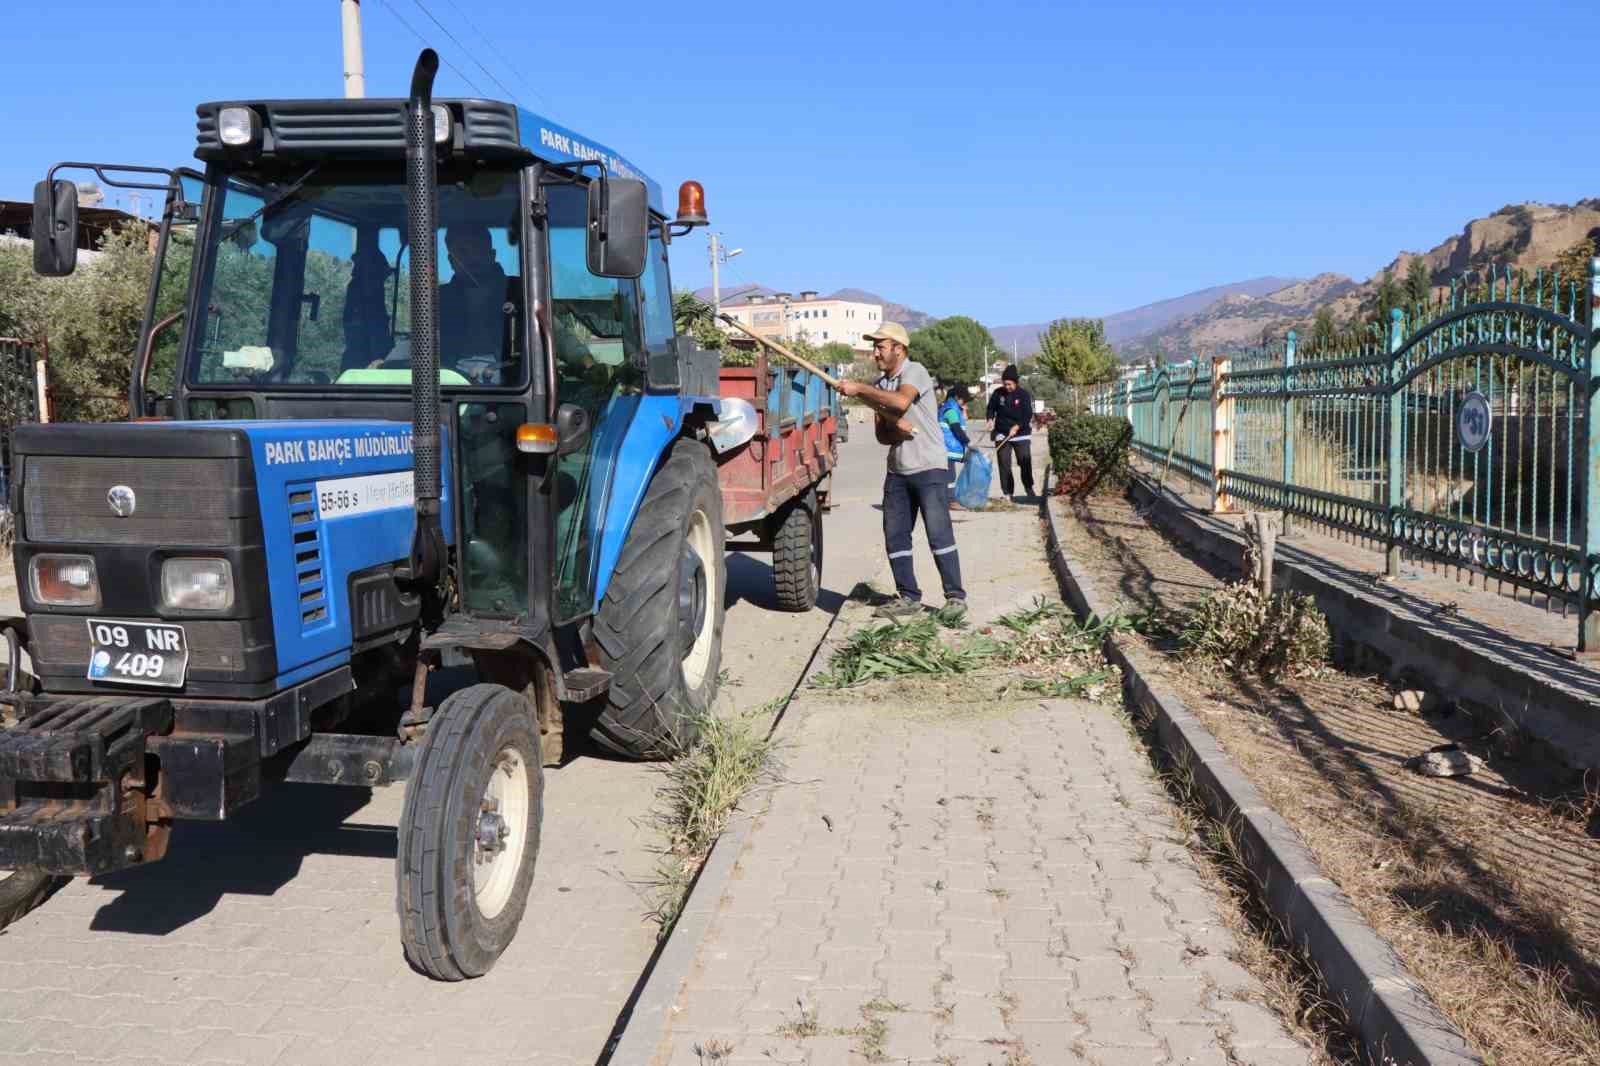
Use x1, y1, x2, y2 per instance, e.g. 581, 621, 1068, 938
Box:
397, 683, 544, 981
0, 868, 62, 932
591, 439, 725, 759
772, 487, 823, 612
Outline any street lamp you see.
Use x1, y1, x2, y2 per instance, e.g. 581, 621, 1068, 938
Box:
708, 233, 743, 316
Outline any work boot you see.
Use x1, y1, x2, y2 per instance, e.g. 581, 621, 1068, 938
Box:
873, 596, 924, 621
941, 598, 967, 620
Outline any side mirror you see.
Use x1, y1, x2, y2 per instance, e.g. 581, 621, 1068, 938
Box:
32, 179, 79, 277
586, 176, 648, 279
556, 402, 591, 457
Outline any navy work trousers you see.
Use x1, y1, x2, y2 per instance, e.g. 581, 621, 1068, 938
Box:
883, 469, 965, 604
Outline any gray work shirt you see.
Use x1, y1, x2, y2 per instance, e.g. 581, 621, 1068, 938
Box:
876, 358, 945, 475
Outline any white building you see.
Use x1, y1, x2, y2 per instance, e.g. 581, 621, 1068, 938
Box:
719, 290, 884, 353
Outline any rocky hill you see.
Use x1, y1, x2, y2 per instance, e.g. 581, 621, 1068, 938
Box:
989, 276, 1297, 358
1124, 201, 1600, 361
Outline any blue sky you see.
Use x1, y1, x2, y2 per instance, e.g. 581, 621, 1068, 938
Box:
3, 0, 1594, 326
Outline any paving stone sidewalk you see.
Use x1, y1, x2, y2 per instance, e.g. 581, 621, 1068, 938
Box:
651, 529, 1311, 1064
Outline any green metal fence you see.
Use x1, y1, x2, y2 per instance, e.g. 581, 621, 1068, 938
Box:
1091, 258, 1600, 649
1114, 360, 1214, 488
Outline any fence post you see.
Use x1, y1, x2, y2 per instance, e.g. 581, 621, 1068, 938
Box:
1211, 355, 1234, 513
1385, 308, 1406, 578
1581, 259, 1600, 651
33, 338, 49, 424
1280, 331, 1296, 537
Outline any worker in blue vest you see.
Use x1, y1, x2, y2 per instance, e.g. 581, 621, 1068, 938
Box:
938, 385, 972, 508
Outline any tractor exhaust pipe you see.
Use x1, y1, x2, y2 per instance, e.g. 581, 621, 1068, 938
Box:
404, 48, 445, 591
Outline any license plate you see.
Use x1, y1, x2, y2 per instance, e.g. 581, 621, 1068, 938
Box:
85, 619, 188, 688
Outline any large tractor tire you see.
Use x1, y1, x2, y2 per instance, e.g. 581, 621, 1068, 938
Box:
397, 683, 544, 981
591, 439, 726, 759
771, 487, 823, 613
0, 867, 63, 932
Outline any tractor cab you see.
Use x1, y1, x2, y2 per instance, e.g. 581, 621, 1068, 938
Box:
2, 51, 730, 980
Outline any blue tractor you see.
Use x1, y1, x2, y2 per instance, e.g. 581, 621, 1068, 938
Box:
0, 51, 746, 978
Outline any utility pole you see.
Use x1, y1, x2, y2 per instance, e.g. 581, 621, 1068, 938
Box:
707, 232, 742, 317
341, 0, 366, 99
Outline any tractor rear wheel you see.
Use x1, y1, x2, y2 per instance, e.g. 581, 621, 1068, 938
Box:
591, 439, 725, 759
0, 867, 62, 932
771, 487, 823, 612
397, 683, 544, 980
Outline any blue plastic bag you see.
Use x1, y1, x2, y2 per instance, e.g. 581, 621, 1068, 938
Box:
954, 449, 993, 510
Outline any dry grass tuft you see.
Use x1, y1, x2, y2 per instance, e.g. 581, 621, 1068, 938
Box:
646, 703, 779, 934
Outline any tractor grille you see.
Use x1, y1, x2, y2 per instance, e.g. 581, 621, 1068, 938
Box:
289, 488, 330, 632
30, 617, 247, 674
24, 457, 238, 546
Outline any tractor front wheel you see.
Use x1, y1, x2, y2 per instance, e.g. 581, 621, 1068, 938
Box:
397, 683, 544, 980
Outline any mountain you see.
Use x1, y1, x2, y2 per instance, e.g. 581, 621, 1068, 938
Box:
988, 276, 1298, 360
826, 288, 937, 331
691, 283, 937, 331
1126, 201, 1600, 362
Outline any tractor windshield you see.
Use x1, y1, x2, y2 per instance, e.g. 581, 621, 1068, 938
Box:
187, 162, 526, 389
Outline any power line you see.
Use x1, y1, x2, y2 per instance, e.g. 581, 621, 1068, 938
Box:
406, 0, 523, 107
374, 0, 486, 96
437, 0, 551, 110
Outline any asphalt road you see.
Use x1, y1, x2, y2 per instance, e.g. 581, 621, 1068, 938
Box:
0, 412, 956, 1066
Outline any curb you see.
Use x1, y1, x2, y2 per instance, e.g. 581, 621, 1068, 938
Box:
604, 808, 759, 1066
1040, 493, 1481, 1066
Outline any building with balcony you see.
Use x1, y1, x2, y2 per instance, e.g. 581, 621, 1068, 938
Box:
718, 289, 884, 353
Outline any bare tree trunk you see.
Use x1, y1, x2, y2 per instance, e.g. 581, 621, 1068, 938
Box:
1249, 512, 1277, 596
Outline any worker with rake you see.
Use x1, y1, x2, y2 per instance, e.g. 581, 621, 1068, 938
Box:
837, 323, 967, 620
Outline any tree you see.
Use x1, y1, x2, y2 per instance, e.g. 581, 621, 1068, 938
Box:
671, 290, 726, 352
1309, 306, 1336, 352
0, 222, 177, 423
907, 315, 995, 384
1018, 357, 1066, 406
1034, 318, 1118, 387
1554, 237, 1596, 299
1404, 257, 1431, 310
1372, 267, 1403, 327
816, 341, 855, 368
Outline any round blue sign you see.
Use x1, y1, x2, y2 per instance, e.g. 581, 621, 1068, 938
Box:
1458, 390, 1490, 453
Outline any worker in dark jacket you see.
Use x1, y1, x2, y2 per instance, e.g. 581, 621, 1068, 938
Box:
987, 365, 1036, 499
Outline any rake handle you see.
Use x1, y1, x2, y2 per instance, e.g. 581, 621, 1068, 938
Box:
716, 314, 842, 388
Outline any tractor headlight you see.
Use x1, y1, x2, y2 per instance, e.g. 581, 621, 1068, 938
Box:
30, 554, 100, 608
218, 107, 260, 148
431, 104, 452, 144
161, 558, 234, 612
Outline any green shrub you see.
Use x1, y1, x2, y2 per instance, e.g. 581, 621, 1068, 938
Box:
1047, 414, 1131, 496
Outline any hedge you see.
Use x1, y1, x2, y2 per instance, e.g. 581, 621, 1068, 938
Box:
1047, 414, 1132, 496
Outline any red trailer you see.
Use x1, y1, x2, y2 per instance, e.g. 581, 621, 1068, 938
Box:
711, 349, 842, 612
